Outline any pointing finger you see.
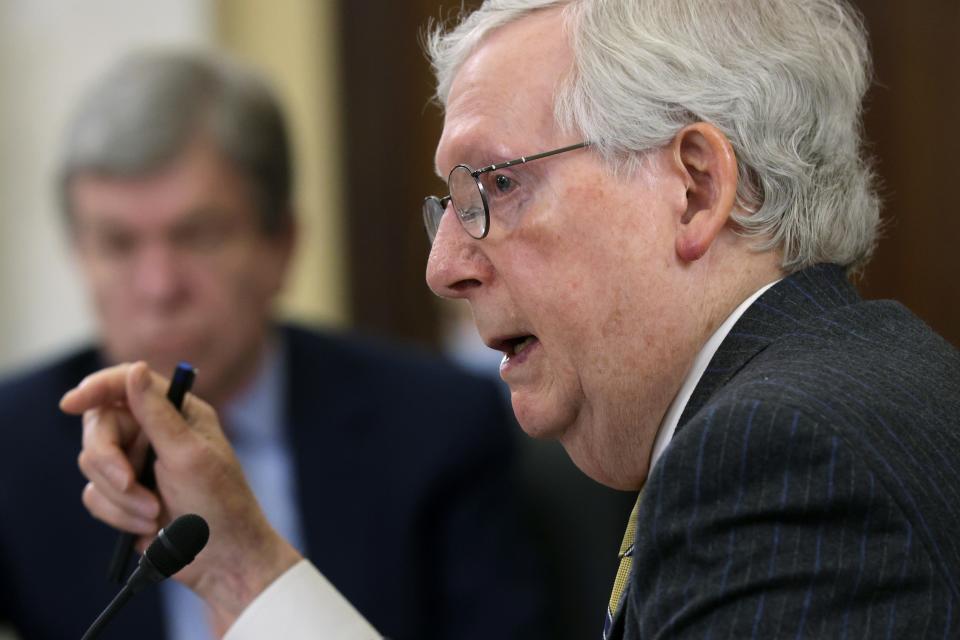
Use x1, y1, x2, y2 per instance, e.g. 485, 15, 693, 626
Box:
60, 362, 169, 415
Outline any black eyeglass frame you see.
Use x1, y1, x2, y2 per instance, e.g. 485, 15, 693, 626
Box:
423, 141, 591, 243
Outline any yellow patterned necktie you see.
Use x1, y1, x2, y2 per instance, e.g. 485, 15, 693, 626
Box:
603, 494, 642, 639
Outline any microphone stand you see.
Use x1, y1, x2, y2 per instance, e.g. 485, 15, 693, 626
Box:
80, 586, 133, 640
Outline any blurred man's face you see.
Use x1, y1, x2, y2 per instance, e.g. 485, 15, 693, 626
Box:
426, 9, 697, 489
68, 138, 293, 406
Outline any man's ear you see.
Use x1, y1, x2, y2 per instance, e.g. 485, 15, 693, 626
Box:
669, 123, 738, 262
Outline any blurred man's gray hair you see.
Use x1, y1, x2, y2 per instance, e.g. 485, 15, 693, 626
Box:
60, 49, 293, 234
426, 0, 880, 272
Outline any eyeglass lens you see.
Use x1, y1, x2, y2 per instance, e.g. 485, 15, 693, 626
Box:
448, 165, 488, 239
422, 197, 444, 243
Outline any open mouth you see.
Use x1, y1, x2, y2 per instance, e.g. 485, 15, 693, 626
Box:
490, 334, 538, 357
509, 335, 537, 356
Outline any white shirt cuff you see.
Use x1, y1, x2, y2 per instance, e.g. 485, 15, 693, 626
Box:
224, 560, 382, 640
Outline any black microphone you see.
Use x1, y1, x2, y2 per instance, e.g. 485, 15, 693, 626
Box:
82, 514, 209, 640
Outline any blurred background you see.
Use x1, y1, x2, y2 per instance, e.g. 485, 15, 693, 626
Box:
0, 0, 956, 381
0, 1, 956, 638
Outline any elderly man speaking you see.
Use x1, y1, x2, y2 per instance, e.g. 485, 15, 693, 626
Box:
66, 0, 960, 638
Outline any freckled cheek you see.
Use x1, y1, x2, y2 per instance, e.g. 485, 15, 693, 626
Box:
556, 178, 609, 211
534, 292, 597, 381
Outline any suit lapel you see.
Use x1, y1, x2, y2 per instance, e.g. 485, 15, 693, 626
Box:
677, 264, 860, 433
281, 326, 367, 565
282, 326, 325, 559
614, 265, 861, 640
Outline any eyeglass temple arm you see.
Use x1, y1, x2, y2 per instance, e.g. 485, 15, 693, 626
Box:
475, 141, 591, 174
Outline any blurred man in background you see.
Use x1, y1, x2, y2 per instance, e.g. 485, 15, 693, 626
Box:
0, 50, 544, 640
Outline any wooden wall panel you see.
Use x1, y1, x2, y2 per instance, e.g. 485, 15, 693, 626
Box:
337, 0, 462, 348
854, 1, 960, 346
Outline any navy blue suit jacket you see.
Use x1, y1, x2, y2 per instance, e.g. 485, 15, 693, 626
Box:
609, 265, 960, 638
0, 326, 544, 639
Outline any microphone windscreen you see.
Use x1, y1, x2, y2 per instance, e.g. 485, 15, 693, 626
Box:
145, 513, 210, 577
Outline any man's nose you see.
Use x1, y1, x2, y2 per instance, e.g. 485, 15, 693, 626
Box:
425, 206, 490, 299
133, 243, 186, 303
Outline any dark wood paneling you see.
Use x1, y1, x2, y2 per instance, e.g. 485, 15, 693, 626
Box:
337, 0, 467, 348
854, 1, 960, 345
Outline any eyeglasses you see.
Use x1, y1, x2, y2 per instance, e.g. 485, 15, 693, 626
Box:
422, 141, 590, 244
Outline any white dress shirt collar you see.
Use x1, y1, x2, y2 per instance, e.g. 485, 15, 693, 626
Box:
646, 279, 782, 480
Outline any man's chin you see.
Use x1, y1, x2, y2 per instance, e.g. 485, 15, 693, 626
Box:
558, 427, 649, 491
510, 392, 570, 441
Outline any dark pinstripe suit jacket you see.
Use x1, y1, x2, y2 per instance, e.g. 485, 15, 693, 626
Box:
614, 264, 960, 639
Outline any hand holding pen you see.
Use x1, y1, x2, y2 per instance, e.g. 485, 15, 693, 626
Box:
105, 362, 196, 582
61, 361, 302, 631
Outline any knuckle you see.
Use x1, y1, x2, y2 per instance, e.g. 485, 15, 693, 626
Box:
81, 408, 98, 433
77, 449, 91, 475
81, 482, 98, 509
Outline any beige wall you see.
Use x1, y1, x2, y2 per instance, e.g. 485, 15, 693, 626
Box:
216, 0, 348, 328
0, 0, 347, 377
0, 0, 214, 377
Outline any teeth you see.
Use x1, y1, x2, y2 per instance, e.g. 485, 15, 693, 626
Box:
513, 336, 535, 355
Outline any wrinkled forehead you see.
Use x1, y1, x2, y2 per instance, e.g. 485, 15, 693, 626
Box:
435, 8, 574, 176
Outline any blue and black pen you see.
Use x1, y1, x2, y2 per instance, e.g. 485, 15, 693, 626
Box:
106, 362, 196, 584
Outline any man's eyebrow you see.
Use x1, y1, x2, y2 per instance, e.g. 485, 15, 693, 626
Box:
434, 145, 520, 179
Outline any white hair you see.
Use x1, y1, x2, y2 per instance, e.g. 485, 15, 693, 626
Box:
426, 0, 880, 273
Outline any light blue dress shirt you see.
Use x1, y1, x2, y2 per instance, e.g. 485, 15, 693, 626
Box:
161, 338, 307, 640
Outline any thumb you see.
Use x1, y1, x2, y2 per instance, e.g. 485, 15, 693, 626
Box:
125, 361, 191, 453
